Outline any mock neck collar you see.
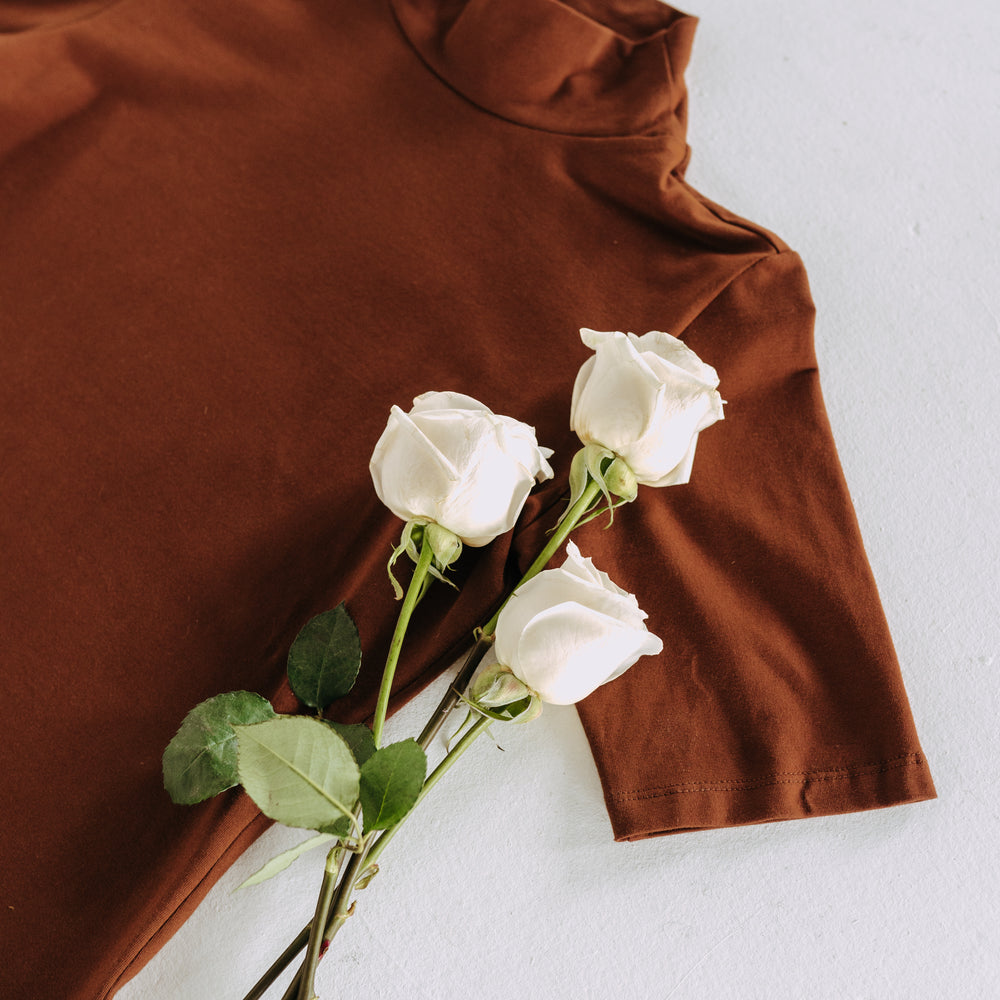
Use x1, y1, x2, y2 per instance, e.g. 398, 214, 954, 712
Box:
389, 0, 696, 137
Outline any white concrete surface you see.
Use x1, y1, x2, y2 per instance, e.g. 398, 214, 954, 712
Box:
120, 2, 1000, 997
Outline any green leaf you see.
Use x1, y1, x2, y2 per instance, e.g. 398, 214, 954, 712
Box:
324, 721, 377, 767
235, 832, 337, 890
163, 691, 275, 805
314, 724, 375, 839
359, 739, 427, 833
287, 604, 362, 709
234, 716, 361, 832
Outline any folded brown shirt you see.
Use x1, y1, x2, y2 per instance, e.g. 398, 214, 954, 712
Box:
0, 0, 934, 996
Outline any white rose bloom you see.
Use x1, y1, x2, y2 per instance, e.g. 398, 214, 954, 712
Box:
494, 542, 663, 705
570, 328, 724, 487
370, 391, 554, 547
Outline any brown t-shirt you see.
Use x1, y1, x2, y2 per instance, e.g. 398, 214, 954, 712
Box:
0, 0, 934, 996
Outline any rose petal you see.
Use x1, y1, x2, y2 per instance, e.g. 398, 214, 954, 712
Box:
370, 406, 460, 522
632, 331, 720, 388
409, 391, 492, 415
569, 354, 596, 434
512, 602, 659, 705
437, 463, 533, 546
496, 544, 648, 669
572, 332, 663, 451
371, 392, 552, 546
579, 327, 616, 351
624, 380, 719, 484
645, 435, 699, 487
494, 416, 554, 483
571, 327, 723, 487
494, 571, 588, 669
560, 541, 632, 601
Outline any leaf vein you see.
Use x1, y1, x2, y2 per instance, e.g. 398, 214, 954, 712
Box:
241, 729, 355, 821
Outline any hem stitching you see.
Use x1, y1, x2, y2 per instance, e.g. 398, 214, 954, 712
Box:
609, 752, 927, 802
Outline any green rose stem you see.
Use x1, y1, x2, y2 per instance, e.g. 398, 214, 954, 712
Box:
243, 931, 310, 1000
295, 846, 344, 1000
244, 533, 436, 1000
371, 529, 434, 748
366, 713, 492, 869
417, 475, 603, 749
245, 478, 606, 1000
277, 714, 495, 1000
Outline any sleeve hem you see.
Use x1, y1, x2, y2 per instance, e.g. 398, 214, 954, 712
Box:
606, 752, 937, 841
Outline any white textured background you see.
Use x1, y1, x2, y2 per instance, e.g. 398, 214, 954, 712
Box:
121, 1, 1000, 997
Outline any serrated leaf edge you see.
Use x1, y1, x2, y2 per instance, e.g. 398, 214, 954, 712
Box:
360, 739, 427, 832
234, 720, 361, 836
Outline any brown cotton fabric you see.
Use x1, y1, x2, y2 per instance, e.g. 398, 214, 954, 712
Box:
0, 0, 934, 996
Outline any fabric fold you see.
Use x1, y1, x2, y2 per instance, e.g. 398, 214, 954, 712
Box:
390, 0, 696, 135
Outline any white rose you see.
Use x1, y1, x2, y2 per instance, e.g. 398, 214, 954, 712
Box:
370, 391, 554, 547
570, 328, 724, 487
493, 542, 663, 705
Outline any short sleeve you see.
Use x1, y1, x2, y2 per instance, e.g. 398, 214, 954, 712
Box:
529, 250, 936, 838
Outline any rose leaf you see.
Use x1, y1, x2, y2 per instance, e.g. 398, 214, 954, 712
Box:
234, 716, 360, 831
235, 832, 337, 890
324, 720, 377, 767
287, 603, 362, 709
162, 691, 276, 805
359, 739, 427, 833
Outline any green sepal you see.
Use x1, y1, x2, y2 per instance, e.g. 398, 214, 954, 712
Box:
445, 707, 477, 751
359, 738, 427, 833
426, 562, 459, 591
424, 522, 462, 571
604, 455, 638, 503
387, 521, 422, 599
557, 444, 638, 531
472, 694, 542, 724
163, 691, 276, 805
234, 716, 361, 832
584, 443, 617, 523
566, 494, 630, 532
389, 520, 460, 596
567, 446, 592, 514
286, 604, 362, 709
